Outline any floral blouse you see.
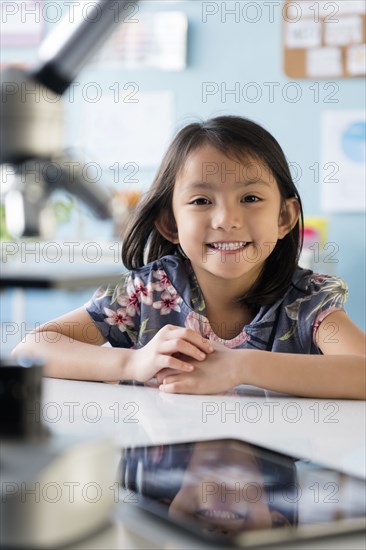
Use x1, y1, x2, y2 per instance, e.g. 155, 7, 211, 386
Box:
85, 255, 348, 354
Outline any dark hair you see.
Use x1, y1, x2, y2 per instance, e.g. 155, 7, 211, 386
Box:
122, 116, 304, 311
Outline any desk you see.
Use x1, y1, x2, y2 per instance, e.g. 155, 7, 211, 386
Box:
42, 378, 366, 549
0, 241, 124, 345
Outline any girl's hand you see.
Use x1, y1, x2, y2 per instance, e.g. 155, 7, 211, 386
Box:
128, 325, 213, 383
158, 342, 242, 395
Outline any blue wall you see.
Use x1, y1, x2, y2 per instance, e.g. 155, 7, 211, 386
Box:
2, 1, 365, 334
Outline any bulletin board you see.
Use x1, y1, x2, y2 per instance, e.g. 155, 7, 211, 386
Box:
283, 0, 366, 78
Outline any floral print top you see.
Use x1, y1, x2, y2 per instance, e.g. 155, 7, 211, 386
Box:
85, 255, 348, 354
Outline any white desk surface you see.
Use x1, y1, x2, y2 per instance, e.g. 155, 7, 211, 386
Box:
42, 378, 366, 549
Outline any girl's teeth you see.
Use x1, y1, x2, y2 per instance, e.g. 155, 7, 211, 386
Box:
198, 509, 242, 519
210, 242, 247, 251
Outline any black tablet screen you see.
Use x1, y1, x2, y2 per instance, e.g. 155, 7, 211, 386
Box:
120, 438, 366, 546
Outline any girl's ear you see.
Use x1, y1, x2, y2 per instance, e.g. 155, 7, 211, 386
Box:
278, 197, 300, 239
155, 210, 179, 244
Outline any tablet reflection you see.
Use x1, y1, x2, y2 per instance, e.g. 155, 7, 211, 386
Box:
120, 439, 298, 538
168, 440, 293, 536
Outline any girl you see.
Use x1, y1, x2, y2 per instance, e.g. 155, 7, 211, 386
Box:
14, 116, 366, 399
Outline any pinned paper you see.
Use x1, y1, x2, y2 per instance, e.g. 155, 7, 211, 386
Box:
324, 16, 363, 46
283, 0, 366, 78
347, 44, 366, 75
338, 1, 366, 15
91, 11, 188, 71
285, 19, 321, 49
306, 47, 343, 77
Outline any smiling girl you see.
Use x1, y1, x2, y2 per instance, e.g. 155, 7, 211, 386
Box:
13, 116, 366, 398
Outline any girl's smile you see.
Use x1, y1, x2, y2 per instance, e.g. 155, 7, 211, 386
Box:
206, 241, 250, 252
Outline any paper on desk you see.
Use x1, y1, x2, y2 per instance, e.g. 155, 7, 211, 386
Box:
80, 91, 175, 168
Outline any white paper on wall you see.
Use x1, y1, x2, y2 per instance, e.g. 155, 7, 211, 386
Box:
80, 91, 175, 169
306, 47, 343, 76
337, 1, 366, 15
90, 11, 188, 71
321, 110, 366, 212
285, 19, 322, 48
290, 0, 366, 17
324, 16, 363, 46
347, 44, 366, 75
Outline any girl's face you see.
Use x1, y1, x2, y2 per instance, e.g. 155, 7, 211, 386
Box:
169, 441, 291, 535
161, 145, 299, 294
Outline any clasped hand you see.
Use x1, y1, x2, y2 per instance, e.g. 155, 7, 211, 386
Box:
127, 324, 238, 394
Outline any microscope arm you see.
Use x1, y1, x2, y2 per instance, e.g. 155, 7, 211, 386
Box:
33, 0, 134, 94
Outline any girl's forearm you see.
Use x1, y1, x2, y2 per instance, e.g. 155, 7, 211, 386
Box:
12, 332, 134, 382
237, 350, 366, 400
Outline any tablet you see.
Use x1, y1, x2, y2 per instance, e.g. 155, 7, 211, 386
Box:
120, 438, 366, 548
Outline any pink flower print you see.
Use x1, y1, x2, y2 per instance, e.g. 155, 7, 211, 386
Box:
117, 292, 140, 317
152, 291, 182, 315
133, 277, 153, 305
151, 269, 175, 293
104, 307, 134, 333
310, 273, 326, 285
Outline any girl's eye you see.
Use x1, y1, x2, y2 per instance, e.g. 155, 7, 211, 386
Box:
190, 198, 211, 205
242, 195, 260, 203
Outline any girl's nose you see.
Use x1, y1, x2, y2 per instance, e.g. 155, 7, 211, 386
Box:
211, 204, 242, 231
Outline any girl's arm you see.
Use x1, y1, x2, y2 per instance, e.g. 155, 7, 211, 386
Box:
158, 311, 366, 399
12, 308, 212, 383
12, 307, 133, 382
242, 310, 365, 399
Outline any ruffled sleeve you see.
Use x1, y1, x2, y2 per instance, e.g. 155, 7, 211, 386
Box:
294, 273, 348, 351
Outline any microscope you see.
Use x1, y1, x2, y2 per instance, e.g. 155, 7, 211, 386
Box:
1, 2, 138, 547
0, 0, 135, 236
